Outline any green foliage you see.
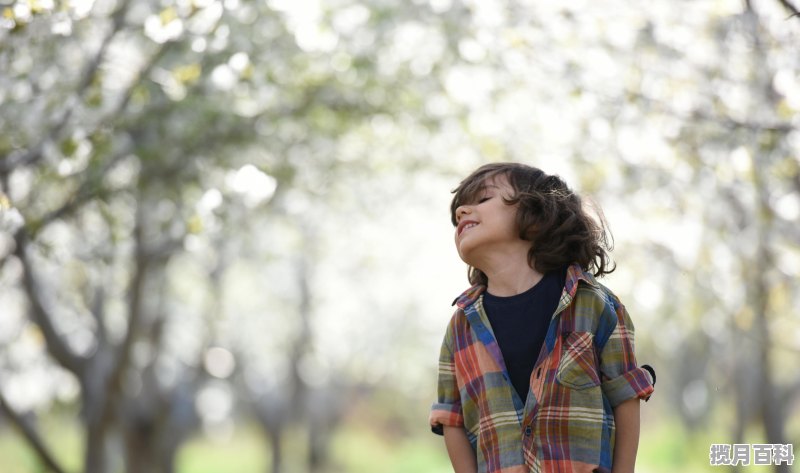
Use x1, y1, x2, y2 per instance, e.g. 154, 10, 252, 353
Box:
331, 425, 452, 473
0, 414, 82, 473
4, 408, 794, 473
177, 426, 267, 473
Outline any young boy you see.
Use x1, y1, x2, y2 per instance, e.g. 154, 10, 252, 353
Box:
430, 163, 655, 473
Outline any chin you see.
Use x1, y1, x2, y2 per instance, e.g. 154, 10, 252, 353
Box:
456, 245, 477, 267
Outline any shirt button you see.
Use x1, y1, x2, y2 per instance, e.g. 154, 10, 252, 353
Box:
525, 426, 532, 436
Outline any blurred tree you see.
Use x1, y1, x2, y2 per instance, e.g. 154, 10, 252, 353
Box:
1, 0, 469, 472
569, 3, 800, 470
626, 6, 799, 467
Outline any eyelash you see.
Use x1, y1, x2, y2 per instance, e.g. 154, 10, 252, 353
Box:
478, 196, 491, 203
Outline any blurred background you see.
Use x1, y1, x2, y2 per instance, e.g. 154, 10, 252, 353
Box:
1, 0, 798, 472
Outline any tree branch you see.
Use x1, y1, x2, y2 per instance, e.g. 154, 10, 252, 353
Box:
0, 0, 133, 174
89, 284, 109, 348
111, 41, 175, 122
0, 392, 70, 473
13, 232, 86, 377
624, 89, 794, 133
95, 194, 149, 429
30, 140, 138, 232
776, 0, 800, 18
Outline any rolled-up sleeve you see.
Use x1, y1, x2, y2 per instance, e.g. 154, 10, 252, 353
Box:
429, 319, 464, 435
598, 301, 655, 407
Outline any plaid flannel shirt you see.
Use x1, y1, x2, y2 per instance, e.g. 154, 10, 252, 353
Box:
430, 264, 655, 473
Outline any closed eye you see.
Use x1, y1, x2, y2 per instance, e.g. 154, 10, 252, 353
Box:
478, 196, 491, 203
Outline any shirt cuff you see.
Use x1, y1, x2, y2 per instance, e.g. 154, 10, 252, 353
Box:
601, 365, 655, 407
429, 403, 464, 435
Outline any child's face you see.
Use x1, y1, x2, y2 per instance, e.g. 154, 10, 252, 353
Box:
453, 174, 521, 267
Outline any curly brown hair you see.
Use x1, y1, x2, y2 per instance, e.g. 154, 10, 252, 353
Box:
450, 162, 615, 285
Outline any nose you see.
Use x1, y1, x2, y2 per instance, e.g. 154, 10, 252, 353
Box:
455, 205, 471, 222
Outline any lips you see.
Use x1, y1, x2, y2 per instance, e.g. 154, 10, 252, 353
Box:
457, 220, 479, 236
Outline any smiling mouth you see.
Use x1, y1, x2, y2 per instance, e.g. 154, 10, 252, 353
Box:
459, 222, 478, 236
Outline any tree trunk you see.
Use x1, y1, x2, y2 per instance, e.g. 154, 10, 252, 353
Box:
267, 427, 283, 473
743, 4, 790, 470
84, 421, 108, 473
752, 164, 789, 473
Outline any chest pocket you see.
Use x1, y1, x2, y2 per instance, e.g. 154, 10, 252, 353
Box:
555, 331, 601, 390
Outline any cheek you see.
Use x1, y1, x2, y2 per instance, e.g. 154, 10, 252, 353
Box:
502, 212, 519, 235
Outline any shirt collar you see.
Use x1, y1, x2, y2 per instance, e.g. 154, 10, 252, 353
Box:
563, 262, 599, 299
452, 284, 486, 308
451, 263, 598, 309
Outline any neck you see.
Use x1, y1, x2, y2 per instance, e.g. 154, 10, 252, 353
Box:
474, 244, 544, 297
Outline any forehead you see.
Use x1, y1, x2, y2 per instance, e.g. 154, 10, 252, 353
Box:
457, 173, 512, 204
471, 173, 512, 197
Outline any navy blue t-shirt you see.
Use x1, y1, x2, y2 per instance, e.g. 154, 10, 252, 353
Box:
483, 267, 566, 402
